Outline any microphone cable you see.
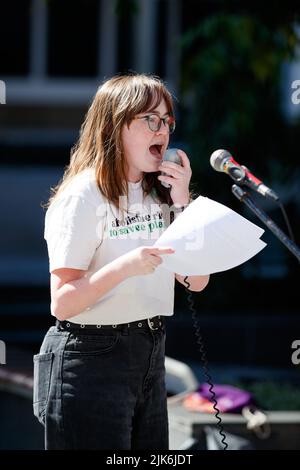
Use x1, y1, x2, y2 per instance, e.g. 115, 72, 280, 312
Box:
183, 275, 229, 450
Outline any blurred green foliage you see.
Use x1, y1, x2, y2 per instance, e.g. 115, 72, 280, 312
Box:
229, 380, 300, 410
173, 6, 300, 311
179, 10, 300, 190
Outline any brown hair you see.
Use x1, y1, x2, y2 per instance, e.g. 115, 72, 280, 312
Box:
45, 73, 192, 211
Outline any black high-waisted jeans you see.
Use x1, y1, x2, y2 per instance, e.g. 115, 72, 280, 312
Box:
33, 321, 168, 450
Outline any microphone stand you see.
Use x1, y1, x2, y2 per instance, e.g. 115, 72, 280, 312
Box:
231, 184, 300, 262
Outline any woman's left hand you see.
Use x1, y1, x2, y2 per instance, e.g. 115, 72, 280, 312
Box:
158, 149, 192, 206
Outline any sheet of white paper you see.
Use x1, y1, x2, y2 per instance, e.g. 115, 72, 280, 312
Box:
154, 196, 267, 275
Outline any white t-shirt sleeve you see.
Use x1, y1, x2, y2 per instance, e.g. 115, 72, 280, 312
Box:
44, 195, 104, 272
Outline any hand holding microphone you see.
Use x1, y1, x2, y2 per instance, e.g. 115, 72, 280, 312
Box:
160, 148, 182, 188
210, 149, 279, 202
158, 148, 192, 208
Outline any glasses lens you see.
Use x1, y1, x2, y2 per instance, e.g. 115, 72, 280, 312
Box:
147, 115, 160, 132
146, 115, 176, 133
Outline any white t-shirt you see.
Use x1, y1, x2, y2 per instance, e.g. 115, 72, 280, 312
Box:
44, 168, 175, 324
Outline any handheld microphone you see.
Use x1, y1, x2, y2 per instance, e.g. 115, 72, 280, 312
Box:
210, 149, 279, 202
161, 148, 182, 188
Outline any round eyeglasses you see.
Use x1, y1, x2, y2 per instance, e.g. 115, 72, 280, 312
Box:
133, 114, 176, 134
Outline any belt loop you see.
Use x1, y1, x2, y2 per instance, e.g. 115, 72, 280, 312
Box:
147, 318, 159, 331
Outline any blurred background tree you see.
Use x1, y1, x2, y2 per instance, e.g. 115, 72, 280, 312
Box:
168, 4, 300, 317
180, 7, 299, 179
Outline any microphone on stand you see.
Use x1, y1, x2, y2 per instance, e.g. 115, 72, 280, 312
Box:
210, 149, 279, 202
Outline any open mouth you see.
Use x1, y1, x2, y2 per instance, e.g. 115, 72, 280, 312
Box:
149, 144, 163, 158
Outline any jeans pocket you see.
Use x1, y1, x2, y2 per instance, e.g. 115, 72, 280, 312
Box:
33, 352, 54, 425
63, 332, 120, 356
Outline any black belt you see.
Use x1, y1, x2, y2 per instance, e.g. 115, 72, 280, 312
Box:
56, 315, 164, 332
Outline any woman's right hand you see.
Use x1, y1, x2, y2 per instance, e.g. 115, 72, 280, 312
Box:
117, 246, 175, 277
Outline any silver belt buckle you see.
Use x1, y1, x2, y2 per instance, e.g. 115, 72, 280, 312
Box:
147, 317, 159, 331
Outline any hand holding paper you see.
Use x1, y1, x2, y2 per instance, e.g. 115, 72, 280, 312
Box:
154, 196, 266, 276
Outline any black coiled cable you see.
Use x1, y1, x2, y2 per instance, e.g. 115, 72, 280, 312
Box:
183, 275, 229, 451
